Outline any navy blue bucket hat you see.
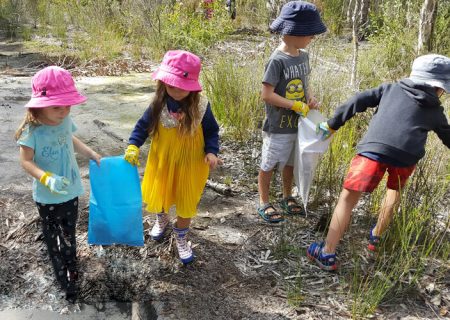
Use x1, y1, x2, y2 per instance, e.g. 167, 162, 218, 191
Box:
270, 1, 327, 36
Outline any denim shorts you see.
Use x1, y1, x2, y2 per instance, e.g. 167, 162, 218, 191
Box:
260, 132, 297, 171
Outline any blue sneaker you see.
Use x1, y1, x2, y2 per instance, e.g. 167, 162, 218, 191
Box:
173, 227, 194, 265
368, 226, 381, 252
307, 242, 337, 271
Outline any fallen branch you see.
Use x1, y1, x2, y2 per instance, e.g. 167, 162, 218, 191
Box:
206, 179, 233, 196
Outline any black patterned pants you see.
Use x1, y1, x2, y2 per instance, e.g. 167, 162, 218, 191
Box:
36, 197, 78, 289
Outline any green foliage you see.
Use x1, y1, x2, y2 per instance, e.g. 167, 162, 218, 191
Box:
358, 30, 417, 88
433, 1, 450, 56
234, 0, 270, 31
0, 0, 22, 38
202, 54, 265, 141
321, 0, 347, 35
151, 1, 234, 56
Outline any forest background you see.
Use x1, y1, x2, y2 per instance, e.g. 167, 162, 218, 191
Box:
0, 0, 449, 318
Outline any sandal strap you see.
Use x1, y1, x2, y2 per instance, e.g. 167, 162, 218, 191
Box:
282, 196, 299, 204
258, 203, 275, 212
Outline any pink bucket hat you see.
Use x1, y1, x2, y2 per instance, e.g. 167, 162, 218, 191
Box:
24, 66, 87, 108
152, 50, 202, 92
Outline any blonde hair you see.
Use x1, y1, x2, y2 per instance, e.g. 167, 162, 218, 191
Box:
14, 108, 41, 141
148, 81, 201, 137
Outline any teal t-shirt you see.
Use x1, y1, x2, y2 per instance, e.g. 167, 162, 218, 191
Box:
17, 116, 84, 204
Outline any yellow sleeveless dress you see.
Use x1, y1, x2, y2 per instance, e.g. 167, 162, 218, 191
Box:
141, 98, 210, 218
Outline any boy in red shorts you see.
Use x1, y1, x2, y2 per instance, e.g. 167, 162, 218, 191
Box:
307, 54, 450, 271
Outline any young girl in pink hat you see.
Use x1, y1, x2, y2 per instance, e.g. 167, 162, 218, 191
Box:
15, 66, 101, 302
124, 50, 221, 264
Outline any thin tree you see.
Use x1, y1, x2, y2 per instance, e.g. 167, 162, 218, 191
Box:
350, 0, 361, 89
417, 0, 438, 54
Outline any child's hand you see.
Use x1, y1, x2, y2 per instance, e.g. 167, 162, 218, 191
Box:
204, 153, 223, 170
39, 172, 70, 195
124, 145, 140, 166
90, 151, 102, 166
308, 96, 320, 110
316, 121, 335, 140
291, 101, 309, 117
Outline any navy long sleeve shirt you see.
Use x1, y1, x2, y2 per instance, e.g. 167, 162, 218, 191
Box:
128, 97, 220, 155
328, 79, 450, 166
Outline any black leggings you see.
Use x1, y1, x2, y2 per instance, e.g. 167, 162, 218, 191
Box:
36, 198, 78, 289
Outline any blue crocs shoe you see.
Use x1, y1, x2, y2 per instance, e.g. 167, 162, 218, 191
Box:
368, 226, 381, 252
307, 242, 337, 271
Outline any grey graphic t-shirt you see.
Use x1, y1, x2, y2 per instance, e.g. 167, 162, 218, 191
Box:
262, 49, 311, 134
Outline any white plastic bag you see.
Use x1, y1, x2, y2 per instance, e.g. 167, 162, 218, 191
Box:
294, 110, 332, 215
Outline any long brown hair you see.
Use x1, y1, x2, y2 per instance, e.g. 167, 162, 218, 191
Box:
148, 81, 201, 137
14, 108, 41, 141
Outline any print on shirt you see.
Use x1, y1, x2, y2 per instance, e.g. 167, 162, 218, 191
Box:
279, 78, 307, 130
285, 78, 306, 102
262, 50, 311, 134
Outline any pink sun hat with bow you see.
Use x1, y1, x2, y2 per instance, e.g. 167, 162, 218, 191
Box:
152, 50, 202, 92
24, 66, 87, 108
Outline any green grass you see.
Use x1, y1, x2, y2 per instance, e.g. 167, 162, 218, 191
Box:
202, 53, 265, 141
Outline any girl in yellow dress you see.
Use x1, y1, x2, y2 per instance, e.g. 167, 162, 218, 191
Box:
124, 50, 221, 264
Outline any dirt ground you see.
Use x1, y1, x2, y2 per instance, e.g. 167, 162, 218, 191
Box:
1, 37, 448, 320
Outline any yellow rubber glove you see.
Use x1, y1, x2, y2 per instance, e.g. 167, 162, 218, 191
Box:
39, 171, 70, 195
124, 144, 140, 166
291, 100, 310, 117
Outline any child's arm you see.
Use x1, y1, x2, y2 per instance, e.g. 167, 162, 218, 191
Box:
327, 84, 385, 131
19, 145, 45, 181
434, 113, 450, 149
72, 136, 101, 165
307, 89, 319, 109
201, 103, 222, 169
262, 83, 309, 116
125, 108, 152, 166
19, 146, 69, 194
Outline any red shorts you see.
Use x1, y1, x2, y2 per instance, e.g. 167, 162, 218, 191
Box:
343, 155, 415, 192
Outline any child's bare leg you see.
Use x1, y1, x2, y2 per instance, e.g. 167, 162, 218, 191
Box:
258, 169, 274, 206
175, 216, 191, 229
323, 188, 362, 253
373, 188, 400, 236
282, 165, 294, 198
281, 165, 302, 213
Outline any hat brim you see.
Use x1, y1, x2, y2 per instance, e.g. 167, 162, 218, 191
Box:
410, 75, 450, 93
152, 69, 202, 92
270, 18, 327, 36
24, 93, 87, 108
425, 80, 450, 93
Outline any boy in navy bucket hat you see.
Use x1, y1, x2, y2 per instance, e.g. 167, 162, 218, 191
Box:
307, 54, 450, 271
270, 1, 327, 36
257, 1, 326, 223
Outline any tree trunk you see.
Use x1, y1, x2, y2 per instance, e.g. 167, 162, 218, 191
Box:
346, 0, 355, 25
351, 0, 360, 89
417, 0, 438, 54
359, 0, 370, 30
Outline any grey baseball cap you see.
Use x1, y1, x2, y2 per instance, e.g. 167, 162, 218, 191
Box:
409, 54, 450, 93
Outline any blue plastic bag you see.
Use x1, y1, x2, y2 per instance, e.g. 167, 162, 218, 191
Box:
88, 156, 144, 246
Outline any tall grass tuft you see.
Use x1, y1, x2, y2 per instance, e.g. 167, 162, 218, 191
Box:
201, 54, 266, 142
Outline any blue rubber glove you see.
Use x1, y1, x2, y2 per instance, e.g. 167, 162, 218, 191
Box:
316, 122, 335, 140
39, 172, 70, 195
